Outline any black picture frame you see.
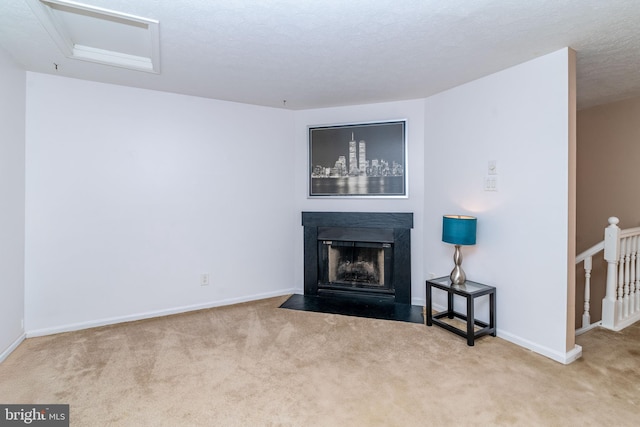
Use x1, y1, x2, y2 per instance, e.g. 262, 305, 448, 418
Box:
308, 120, 407, 198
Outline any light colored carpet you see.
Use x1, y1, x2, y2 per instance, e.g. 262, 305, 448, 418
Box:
0, 295, 638, 426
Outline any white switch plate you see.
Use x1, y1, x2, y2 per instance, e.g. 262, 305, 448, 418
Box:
488, 160, 497, 175
484, 176, 498, 191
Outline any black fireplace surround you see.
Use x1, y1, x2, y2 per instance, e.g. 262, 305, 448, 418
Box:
302, 212, 413, 304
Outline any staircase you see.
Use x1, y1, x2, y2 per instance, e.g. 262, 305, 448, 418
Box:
576, 217, 640, 334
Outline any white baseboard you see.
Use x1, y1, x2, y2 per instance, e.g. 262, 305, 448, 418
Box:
498, 329, 583, 364
26, 288, 297, 338
0, 333, 26, 364
575, 321, 602, 336
563, 345, 583, 364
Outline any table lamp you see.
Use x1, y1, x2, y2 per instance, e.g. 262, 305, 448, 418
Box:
442, 215, 477, 286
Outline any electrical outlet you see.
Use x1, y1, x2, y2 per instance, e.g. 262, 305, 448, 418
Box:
200, 273, 210, 286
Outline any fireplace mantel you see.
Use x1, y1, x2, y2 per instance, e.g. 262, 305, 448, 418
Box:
302, 212, 413, 304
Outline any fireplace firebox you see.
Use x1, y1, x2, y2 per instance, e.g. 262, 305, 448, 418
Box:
303, 212, 413, 304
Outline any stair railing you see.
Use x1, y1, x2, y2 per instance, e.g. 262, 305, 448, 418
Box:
576, 217, 640, 334
602, 217, 640, 330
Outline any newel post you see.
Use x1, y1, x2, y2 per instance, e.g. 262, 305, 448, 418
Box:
602, 217, 620, 329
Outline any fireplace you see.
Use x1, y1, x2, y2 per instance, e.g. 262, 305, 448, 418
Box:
302, 212, 413, 304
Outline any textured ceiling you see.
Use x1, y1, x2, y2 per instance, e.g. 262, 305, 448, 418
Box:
1, 0, 639, 110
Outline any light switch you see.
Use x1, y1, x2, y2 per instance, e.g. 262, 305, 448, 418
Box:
484, 176, 498, 191
488, 160, 497, 175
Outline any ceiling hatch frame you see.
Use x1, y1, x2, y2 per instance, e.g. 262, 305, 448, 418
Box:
27, 0, 160, 73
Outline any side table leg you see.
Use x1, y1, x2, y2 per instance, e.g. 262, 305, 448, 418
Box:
467, 295, 474, 346
426, 284, 433, 326
490, 291, 496, 337
447, 291, 454, 319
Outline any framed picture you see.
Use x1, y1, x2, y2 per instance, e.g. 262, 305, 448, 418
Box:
308, 120, 407, 198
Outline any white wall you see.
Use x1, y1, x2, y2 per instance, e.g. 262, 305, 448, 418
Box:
25, 73, 297, 335
293, 100, 426, 302
423, 48, 577, 363
0, 47, 26, 361
21, 49, 576, 364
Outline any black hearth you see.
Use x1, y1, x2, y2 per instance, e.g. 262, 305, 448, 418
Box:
302, 212, 413, 304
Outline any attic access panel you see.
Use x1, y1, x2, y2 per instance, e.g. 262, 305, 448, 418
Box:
27, 0, 160, 73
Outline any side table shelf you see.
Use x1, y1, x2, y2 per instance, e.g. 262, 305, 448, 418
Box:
425, 276, 496, 346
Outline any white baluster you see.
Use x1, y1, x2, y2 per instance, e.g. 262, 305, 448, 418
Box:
633, 236, 640, 312
630, 236, 637, 315
636, 236, 640, 313
618, 240, 626, 321
623, 237, 631, 318
582, 256, 592, 329
603, 217, 620, 329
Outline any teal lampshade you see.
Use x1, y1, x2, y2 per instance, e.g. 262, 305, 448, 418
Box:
442, 215, 477, 246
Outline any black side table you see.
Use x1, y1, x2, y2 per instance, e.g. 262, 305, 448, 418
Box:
426, 276, 496, 346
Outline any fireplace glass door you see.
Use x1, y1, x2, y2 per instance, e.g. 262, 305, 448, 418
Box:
318, 240, 393, 295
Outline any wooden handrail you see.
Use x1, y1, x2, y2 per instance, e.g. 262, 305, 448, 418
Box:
620, 226, 640, 238
576, 241, 604, 264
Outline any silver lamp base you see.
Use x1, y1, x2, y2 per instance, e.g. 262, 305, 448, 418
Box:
449, 245, 466, 286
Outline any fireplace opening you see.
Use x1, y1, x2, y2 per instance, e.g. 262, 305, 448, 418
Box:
319, 240, 393, 294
